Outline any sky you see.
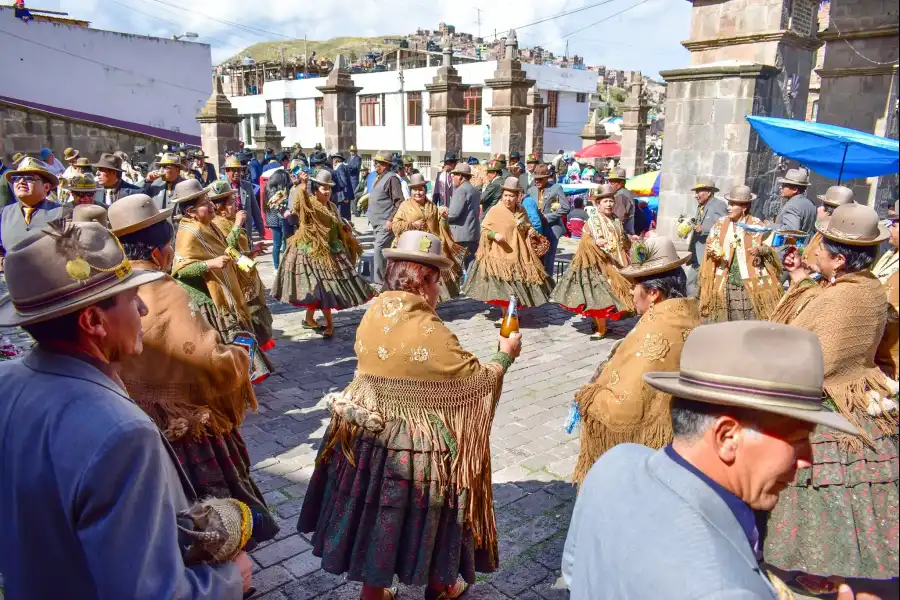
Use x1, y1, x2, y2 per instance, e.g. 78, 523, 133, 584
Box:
54, 0, 691, 78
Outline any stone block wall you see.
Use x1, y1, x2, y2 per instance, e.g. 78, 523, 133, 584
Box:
1, 100, 176, 165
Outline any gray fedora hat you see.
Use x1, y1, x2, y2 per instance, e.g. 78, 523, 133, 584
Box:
383, 231, 453, 270
72, 204, 109, 228
169, 179, 208, 205
0, 222, 164, 327
815, 202, 889, 246
450, 163, 472, 176
108, 193, 174, 236
408, 173, 427, 189
724, 185, 757, 204
311, 169, 336, 188
644, 321, 858, 435
500, 176, 523, 194
817, 185, 855, 208
777, 168, 810, 187
619, 236, 692, 279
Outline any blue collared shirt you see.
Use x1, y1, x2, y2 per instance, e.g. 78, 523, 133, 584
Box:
664, 444, 758, 552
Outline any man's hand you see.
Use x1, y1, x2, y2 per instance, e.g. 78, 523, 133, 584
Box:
385, 219, 393, 230
412, 219, 425, 230
837, 583, 879, 600
438, 206, 449, 217
206, 255, 232, 271
234, 551, 253, 593
235, 210, 247, 228
693, 223, 703, 233
748, 246, 762, 257
145, 170, 160, 182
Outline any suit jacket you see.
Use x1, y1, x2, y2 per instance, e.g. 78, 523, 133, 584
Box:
234, 179, 265, 239
346, 154, 362, 191
432, 170, 455, 208
0, 348, 241, 599
332, 163, 354, 205
447, 180, 481, 242
480, 177, 503, 219
94, 179, 142, 206
0, 199, 70, 254
775, 194, 816, 236
614, 188, 636, 235
562, 444, 778, 599
0, 166, 13, 210
144, 176, 185, 210
528, 183, 570, 239
690, 196, 728, 267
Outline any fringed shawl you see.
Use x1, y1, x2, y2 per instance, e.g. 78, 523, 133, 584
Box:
476, 201, 549, 286
572, 298, 700, 486
392, 198, 465, 282
873, 249, 899, 381
789, 271, 898, 448
573, 213, 634, 311
698, 215, 783, 321
211, 215, 265, 305
119, 263, 256, 440
286, 187, 363, 271
769, 278, 822, 325
319, 291, 506, 554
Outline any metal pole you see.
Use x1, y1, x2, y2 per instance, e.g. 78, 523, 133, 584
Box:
837, 143, 849, 184
399, 51, 407, 155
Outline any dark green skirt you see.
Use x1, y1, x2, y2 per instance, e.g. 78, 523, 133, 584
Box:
462, 259, 554, 308
273, 244, 373, 310
550, 264, 630, 319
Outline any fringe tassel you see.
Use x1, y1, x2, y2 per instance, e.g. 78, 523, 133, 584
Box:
698, 257, 725, 321
825, 373, 898, 452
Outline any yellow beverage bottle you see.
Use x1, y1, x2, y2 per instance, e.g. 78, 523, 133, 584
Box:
499, 294, 519, 338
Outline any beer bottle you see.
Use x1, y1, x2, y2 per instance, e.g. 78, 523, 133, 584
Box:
499, 294, 519, 338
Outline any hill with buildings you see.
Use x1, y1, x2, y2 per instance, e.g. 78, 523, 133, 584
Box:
220, 36, 400, 66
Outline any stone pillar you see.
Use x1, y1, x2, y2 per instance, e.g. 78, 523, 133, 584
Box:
316, 55, 362, 158
485, 30, 534, 160
579, 109, 610, 171
656, 0, 821, 241
195, 74, 243, 173
525, 87, 549, 159
619, 72, 650, 178
814, 0, 898, 211
253, 102, 284, 156
425, 38, 468, 180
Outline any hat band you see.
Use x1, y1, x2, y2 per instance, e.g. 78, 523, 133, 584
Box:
12, 270, 127, 314
679, 372, 823, 410
825, 227, 875, 242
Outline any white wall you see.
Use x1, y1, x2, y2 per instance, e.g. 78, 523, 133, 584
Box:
0, 8, 211, 135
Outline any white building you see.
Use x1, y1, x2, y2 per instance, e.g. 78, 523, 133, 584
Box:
225, 61, 596, 168
0, 7, 212, 140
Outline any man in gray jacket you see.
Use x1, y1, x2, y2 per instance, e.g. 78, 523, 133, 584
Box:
143, 152, 185, 210
368, 151, 405, 285
774, 168, 816, 236
1, 157, 69, 256
223, 155, 265, 241
562, 321, 859, 600
528, 164, 569, 276
685, 178, 728, 297
607, 167, 635, 234
0, 222, 251, 599
444, 163, 481, 269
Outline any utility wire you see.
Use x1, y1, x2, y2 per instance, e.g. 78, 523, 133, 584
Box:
140, 0, 297, 41
561, 0, 655, 39
107, 0, 231, 46
486, 0, 623, 41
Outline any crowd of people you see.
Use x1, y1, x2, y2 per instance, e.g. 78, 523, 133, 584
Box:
0, 141, 897, 600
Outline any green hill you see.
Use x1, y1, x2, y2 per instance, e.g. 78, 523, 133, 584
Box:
221, 36, 402, 65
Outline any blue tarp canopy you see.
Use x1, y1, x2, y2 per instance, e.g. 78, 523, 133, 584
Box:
746, 116, 899, 182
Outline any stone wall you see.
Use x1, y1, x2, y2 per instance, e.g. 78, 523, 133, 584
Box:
1, 100, 179, 165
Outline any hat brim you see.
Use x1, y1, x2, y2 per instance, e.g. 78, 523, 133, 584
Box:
170, 189, 209, 205
777, 178, 809, 187
620, 254, 692, 278
450, 169, 471, 176
0, 269, 165, 327
65, 153, 80, 162
642, 372, 859, 435
382, 248, 453, 270
690, 185, 719, 192
724, 193, 757, 203
62, 186, 102, 194
606, 176, 627, 182
209, 190, 238, 202
91, 163, 124, 173
112, 206, 175, 236
815, 219, 890, 246
816, 194, 850, 208
373, 157, 392, 165
5, 169, 59, 188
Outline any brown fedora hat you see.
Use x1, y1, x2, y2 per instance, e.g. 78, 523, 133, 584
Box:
644, 321, 858, 435
72, 204, 109, 228
533, 164, 552, 180
619, 236, 692, 279
108, 193, 174, 236
170, 179, 208, 205
500, 176, 522, 194
0, 222, 164, 327
816, 185, 855, 208
383, 231, 452, 270
815, 202, 889, 246
591, 183, 616, 200
92, 153, 124, 173
724, 185, 756, 204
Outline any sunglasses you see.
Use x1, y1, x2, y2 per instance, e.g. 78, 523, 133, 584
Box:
11, 175, 39, 184
72, 191, 96, 197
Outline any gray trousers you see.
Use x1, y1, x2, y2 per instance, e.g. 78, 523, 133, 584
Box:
372, 224, 394, 285
458, 240, 478, 271
686, 263, 700, 299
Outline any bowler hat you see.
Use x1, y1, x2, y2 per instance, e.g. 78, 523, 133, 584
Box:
92, 153, 125, 173
4, 157, 59, 187
777, 168, 810, 187
0, 222, 164, 327
724, 185, 756, 204
619, 236, 691, 278
591, 183, 616, 199
817, 185, 855, 208
815, 202, 889, 246
500, 176, 522, 194
643, 321, 858, 435
207, 180, 238, 203
690, 178, 719, 192
408, 173, 427, 189
383, 230, 452, 270
441, 152, 459, 164
606, 167, 627, 182
169, 179, 208, 205
533, 164, 552, 180
63, 147, 80, 162
72, 204, 109, 228
450, 163, 472, 177
108, 193, 175, 236
311, 170, 336, 188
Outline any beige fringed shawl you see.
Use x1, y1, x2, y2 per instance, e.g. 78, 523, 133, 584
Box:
572, 298, 700, 486
287, 186, 363, 273
319, 291, 506, 553
119, 262, 256, 440
769, 278, 822, 325
573, 212, 635, 311
391, 197, 464, 282
699, 215, 784, 321
476, 201, 549, 286
873, 249, 899, 379
789, 271, 898, 448
211, 215, 266, 306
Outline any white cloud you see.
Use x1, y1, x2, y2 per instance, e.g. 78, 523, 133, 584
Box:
60, 0, 690, 77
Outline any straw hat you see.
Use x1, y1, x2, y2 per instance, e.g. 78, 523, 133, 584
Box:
207, 180, 237, 203
157, 153, 182, 168
777, 168, 810, 187
169, 179, 208, 205
223, 155, 245, 170
0, 222, 164, 327
408, 173, 427, 189
724, 185, 756, 204
62, 173, 102, 194
311, 170, 336, 188
619, 236, 692, 279
643, 321, 858, 435
63, 147, 80, 162
383, 231, 452, 270
815, 202, 889, 246
817, 185, 855, 208
72, 204, 109, 228
533, 164, 552, 180
4, 157, 59, 187
690, 178, 719, 192
450, 163, 472, 177
591, 183, 616, 200
606, 167, 627, 182
108, 193, 174, 236
92, 153, 125, 173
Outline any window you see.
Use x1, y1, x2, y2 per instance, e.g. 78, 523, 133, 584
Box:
416, 155, 431, 172
360, 94, 383, 127
464, 87, 482, 125
283, 99, 296, 127
315, 98, 324, 127
407, 91, 422, 126
361, 153, 373, 169
546, 91, 559, 128
576, 92, 587, 103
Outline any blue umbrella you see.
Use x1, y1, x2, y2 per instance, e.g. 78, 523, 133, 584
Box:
746, 116, 899, 182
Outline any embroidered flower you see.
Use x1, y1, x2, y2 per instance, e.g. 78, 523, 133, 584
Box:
377, 346, 391, 360
423, 325, 435, 336
615, 390, 630, 404
407, 347, 430, 362
682, 328, 693, 342
608, 369, 620, 386
380, 296, 404, 319
182, 341, 196, 355
639, 332, 671, 362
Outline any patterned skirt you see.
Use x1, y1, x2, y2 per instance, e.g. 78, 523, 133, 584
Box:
763, 417, 899, 582
725, 281, 756, 321
171, 428, 280, 549
273, 245, 373, 310
199, 303, 274, 383
462, 259, 554, 308
550, 263, 630, 320
297, 420, 498, 588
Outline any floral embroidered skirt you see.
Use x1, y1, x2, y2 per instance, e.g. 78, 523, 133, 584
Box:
550, 263, 630, 320
763, 416, 899, 581
297, 420, 499, 588
198, 301, 274, 383
462, 259, 554, 308
273, 245, 373, 310
171, 428, 280, 549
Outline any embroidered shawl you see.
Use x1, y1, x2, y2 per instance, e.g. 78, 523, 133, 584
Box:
119, 262, 256, 440
320, 291, 506, 556
211, 215, 265, 305
287, 187, 363, 272
769, 277, 822, 325
391, 197, 465, 282
572, 298, 700, 486
572, 210, 634, 310
477, 201, 549, 285
698, 214, 784, 321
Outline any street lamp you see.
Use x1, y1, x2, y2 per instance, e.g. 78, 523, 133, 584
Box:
173, 32, 199, 41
